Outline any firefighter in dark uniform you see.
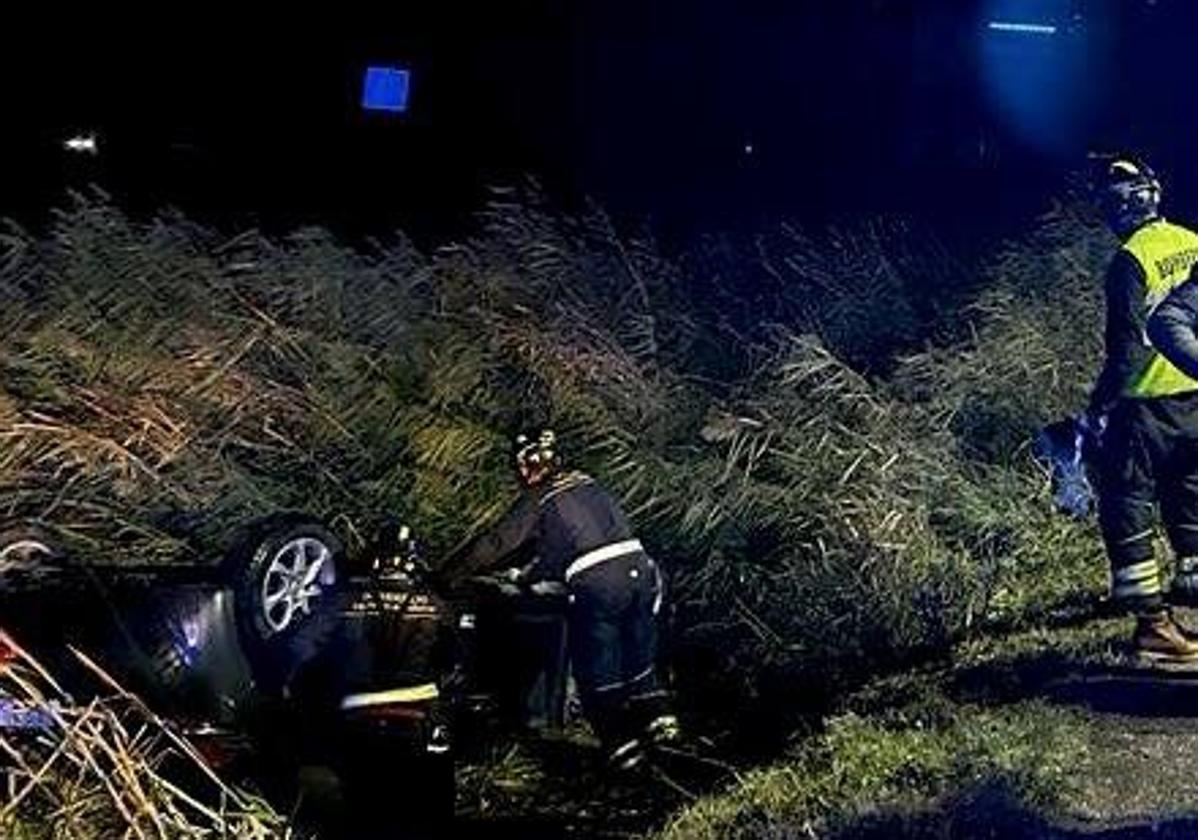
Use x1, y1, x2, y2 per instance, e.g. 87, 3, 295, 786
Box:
460, 430, 678, 769
1087, 157, 1198, 661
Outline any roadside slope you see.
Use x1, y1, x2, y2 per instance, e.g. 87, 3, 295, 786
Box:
657, 610, 1198, 839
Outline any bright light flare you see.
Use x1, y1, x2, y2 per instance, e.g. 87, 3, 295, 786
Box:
63, 134, 99, 155
987, 21, 1058, 35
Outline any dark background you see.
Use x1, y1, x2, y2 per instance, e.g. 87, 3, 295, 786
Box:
1, 1, 1194, 246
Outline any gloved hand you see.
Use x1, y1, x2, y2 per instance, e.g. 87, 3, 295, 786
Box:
1078, 410, 1106, 437
528, 580, 567, 597
491, 567, 524, 597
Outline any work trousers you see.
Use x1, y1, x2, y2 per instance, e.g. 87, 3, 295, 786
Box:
567, 551, 668, 749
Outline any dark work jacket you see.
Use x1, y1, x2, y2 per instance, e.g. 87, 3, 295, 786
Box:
1090, 249, 1154, 416
461, 471, 637, 584
1147, 274, 1198, 381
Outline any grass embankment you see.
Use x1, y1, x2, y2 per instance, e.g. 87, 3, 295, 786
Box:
657, 618, 1131, 840
0, 192, 1116, 715
654, 202, 1177, 838
0, 189, 1133, 834
450, 617, 1140, 838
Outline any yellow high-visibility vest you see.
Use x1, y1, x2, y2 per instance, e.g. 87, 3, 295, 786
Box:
1121, 219, 1198, 398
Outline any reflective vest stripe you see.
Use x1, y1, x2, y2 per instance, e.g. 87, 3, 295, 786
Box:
1113, 560, 1161, 599
1115, 559, 1157, 582
1114, 580, 1161, 599
340, 683, 439, 709
538, 471, 595, 506
1118, 563, 1156, 582
565, 539, 644, 581
1115, 529, 1155, 548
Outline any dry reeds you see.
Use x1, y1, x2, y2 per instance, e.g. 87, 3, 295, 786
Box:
0, 631, 294, 839
0, 187, 1119, 749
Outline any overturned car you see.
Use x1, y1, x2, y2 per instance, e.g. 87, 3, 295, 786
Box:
0, 514, 571, 829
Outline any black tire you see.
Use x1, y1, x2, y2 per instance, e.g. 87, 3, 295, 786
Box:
224, 516, 345, 693
0, 524, 65, 592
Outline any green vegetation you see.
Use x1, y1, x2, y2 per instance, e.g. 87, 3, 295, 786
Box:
0, 188, 1138, 834
658, 702, 1093, 839
656, 617, 1131, 839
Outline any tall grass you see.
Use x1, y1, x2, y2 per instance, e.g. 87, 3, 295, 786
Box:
0, 188, 1116, 739
0, 631, 292, 838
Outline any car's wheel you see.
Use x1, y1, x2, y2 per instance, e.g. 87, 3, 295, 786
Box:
225, 516, 345, 692
0, 525, 64, 591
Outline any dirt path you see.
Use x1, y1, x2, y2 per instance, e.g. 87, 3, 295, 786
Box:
1069, 717, 1198, 828
945, 612, 1198, 839
1042, 668, 1198, 837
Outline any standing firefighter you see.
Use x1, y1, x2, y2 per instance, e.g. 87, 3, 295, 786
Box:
460, 430, 678, 769
1087, 156, 1198, 661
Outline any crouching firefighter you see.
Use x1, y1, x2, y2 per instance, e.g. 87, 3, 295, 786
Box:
1086, 156, 1198, 661
458, 430, 679, 769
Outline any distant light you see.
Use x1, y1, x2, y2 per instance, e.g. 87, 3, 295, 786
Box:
744, 143, 754, 156
987, 21, 1058, 35
362, 66, 411, 113
63, 134, 98, 155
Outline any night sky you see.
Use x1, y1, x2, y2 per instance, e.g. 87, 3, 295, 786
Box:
2, 1, 1196, 245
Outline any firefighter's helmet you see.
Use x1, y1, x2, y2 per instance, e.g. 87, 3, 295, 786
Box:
1092, 156, 1161, 233
514, 429, 559, 474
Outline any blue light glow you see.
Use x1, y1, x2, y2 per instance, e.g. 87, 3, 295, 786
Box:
988, 21, 1058, 34
362, 66, 411, 113
979, 0, 1101, 155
